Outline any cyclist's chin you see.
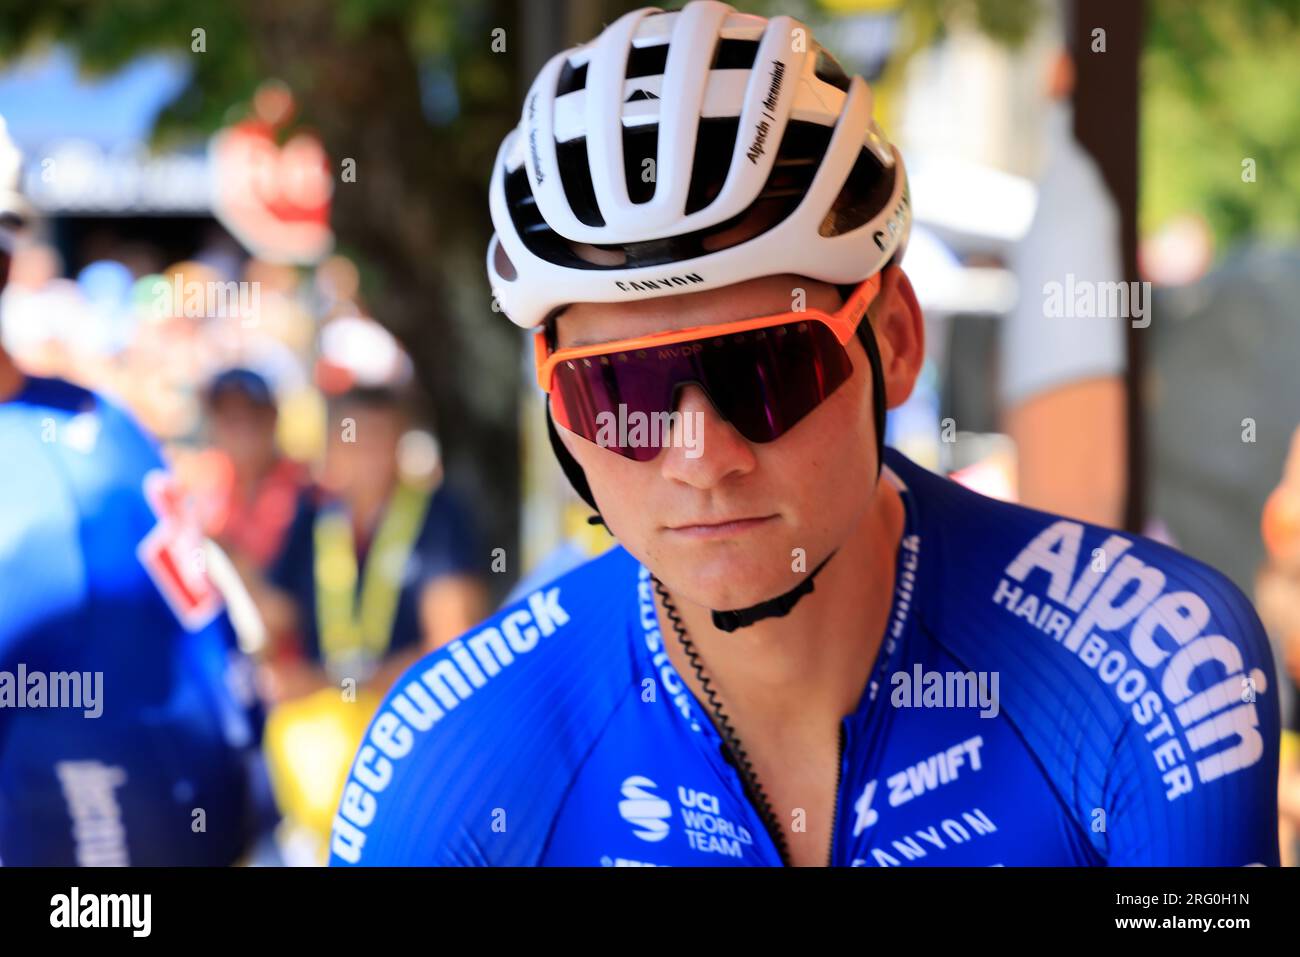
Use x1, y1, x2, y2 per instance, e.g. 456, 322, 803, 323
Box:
651, 527, 812, 612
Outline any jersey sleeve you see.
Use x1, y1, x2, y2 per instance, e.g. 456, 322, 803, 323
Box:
328, 571, 632, 866
327, 635, 502, 866
893, 449, 1285, 869
1102, 561, 1280, 866
1, 379, 270, 865
328, 699, 490, 866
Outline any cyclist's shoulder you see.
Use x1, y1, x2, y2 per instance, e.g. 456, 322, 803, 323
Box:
887, 449, 1278, 862
0, 379, 106, 637
1, 376, 170, 570
2, 375, 162, 479
330, 545, 644, 865
5, 374, 123, 428
885, 447, 1267, 664
4, 374, 95, 412
474, 541, 644, 653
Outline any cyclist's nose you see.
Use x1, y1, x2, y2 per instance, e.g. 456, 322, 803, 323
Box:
658, 383, 756, 488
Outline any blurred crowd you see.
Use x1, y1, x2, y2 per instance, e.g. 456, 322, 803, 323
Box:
0, 235, 489, 859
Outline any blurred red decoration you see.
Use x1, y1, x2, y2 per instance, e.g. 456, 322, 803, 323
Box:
210, 82, 333, 265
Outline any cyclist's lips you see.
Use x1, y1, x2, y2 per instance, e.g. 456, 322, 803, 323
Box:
663, 514, 779, 540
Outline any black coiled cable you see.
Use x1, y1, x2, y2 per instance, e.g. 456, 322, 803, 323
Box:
651, 574, 791, 867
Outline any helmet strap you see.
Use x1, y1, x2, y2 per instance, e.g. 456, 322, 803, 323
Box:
855, 291, 889, 483
710, 547, 837, 633
545, 403, 603, 521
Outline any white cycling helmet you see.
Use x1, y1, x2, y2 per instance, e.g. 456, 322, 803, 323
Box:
487, 0, 911, 330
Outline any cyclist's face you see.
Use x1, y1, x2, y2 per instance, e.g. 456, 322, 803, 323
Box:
554, 273, 887, 612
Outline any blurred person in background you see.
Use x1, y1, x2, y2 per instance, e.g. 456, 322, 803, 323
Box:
122, 259, 222, 441
195, 366, 308, 575
0, 240, 72, 374
999, 16, 1127, 527
257, 316, 486, 857
265, 318, 488, 697
0, 115, 278, 865
264, 383, 487, 698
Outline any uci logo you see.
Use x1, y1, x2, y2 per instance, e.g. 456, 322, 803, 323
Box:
618, 775, 672, 842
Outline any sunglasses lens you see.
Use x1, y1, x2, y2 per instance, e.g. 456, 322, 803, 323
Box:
551, 355, 666, 462
548, 319, 854, 459
703, 321, 853, 442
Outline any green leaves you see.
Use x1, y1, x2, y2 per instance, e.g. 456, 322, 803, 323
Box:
1143, 0, 1300, 247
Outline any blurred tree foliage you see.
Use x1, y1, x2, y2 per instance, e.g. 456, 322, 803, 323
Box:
1143, 0, 1300, 249
869, 0, 1038, 46
0, 0, 1046, 581
759, 0, 1300, 254
0, 0, 529, 581
1, 0, 1291, 571
755, 0, 1039, 46
746, 0, 1042, 115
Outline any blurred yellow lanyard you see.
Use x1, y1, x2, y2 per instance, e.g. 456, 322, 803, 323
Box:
313, 482, 431, 673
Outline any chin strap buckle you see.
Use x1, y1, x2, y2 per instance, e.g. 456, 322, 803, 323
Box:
710, 549, 838, 633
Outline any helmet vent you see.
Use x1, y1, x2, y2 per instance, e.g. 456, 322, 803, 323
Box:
711, 38, 759, 71
509, 120, 854, 270
621, 126, 659, 206
556, 138, 606, 227
492, 238, 518, 281
813, 46, 851, 92
684, 117, 740, 215
626, 43, 670, 80
556, 60, 588, 97
819, 145, 896, 238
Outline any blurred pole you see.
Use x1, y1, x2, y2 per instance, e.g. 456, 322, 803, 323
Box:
1069, 0, 1145, 534
521, 1, 564, 87
516, 0, 625, 575
521, 0, 609, 88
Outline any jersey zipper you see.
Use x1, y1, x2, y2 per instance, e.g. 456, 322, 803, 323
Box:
720, 718, 847, 867
716, 740, 790, 867
653, 574, 862, 868
827, 722, 846, 867
653, 574, 795, 865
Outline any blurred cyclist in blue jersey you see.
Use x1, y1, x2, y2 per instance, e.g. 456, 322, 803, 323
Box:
0, 116, 277, 866
332, 2, 1280, 867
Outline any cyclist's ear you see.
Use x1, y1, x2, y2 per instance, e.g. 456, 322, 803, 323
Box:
871, 266, 926, 411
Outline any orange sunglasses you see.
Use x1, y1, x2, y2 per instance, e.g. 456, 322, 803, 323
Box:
536, 273, 882, 461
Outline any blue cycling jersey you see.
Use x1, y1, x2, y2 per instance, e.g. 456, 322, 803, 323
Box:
0, 376, 270, 866
330, 448, 1280, 867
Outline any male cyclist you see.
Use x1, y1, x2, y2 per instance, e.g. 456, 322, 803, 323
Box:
331, 2, 1279, 866
0, 117, 276, 865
